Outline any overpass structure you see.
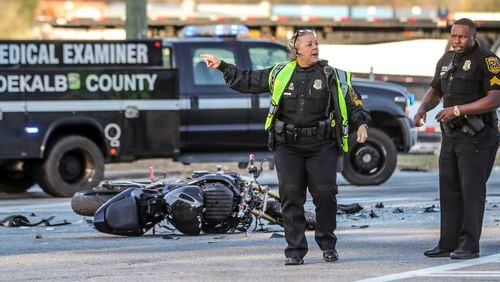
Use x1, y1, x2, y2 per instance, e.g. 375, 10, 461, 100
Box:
35, 1, 500, 47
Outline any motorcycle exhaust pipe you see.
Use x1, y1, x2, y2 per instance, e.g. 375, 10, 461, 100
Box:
251, 182, 280, 200
251, 209, 277, 224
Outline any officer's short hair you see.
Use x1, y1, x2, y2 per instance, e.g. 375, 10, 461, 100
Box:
453, 18, 477, 33
287, 29, 315, 60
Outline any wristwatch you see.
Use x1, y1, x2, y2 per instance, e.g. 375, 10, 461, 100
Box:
453, 105, 461, 117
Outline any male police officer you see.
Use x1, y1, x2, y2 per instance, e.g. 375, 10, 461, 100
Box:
202, 30, 371, 265
414, 18, 500, 259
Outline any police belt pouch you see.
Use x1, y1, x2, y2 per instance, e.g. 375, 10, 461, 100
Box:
274, 119, 286, 143
444, 115, 485, 136
267, 127, 275, 151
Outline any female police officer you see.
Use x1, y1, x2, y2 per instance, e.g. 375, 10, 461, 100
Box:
201, 30, 371, 265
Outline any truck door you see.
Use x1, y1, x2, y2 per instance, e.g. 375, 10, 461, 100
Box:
177, 42, 250, 152
243, 42, 289, 149
0, 89, 27, 158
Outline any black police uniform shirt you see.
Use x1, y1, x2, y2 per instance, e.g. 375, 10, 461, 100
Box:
217, 59, 370, 130
278, 63, 330, 127
430, 42, 500, 108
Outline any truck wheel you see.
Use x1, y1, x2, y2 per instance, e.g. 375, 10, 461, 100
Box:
35, 136, 104, 197
71, 187, 121, 216
0, 170, 35, 193
341, 128, 397, 186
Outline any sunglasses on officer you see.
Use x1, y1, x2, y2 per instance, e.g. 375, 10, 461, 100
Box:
292, 29, 315, 49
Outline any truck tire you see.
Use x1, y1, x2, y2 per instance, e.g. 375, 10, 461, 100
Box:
35, 135, 104, 197
341, 128, 397, 186
0, 170, 35, 193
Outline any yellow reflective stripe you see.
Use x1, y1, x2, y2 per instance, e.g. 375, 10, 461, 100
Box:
334, 68, 351, 152
265, 60, 296, 130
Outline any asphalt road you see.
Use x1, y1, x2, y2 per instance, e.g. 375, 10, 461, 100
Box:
0, 169, 499, 281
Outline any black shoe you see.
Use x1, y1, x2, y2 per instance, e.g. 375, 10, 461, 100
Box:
284, 257, 304, 265
450, 249, 479, 259
424, 246, 452, 258
323, 249, 339, 262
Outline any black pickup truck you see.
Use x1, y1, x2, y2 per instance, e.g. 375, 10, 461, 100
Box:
0, 36, 416, 196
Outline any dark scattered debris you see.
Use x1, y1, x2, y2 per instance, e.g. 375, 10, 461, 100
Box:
369, 210, 379, 218
375, 202, 384, 209
35, 234, 43, 239
0, 215, 71, 227
338, 203, 363, 214
423, 204, 439, 213
162, 235, 180, 240
30, 213, 36, 217
270, 232, 285, 238
400, 167, 428, 172
392, 207, 404, 213
351, 225, 369, 229
495, 219, 499, 222
213, 235, 226, 240
493, 204, 498, 208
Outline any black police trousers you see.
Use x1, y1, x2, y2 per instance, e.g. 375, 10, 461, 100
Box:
274, 137, 338, 259
438, 125, 498, 253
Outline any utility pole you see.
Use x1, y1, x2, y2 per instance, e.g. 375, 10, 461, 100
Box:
126, 0, 147, 39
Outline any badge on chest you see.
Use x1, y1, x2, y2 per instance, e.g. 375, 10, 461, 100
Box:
313, 79, 322, 90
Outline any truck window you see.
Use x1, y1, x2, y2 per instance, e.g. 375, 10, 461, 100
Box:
192, 48, 235, 85
249, 47, 288, 70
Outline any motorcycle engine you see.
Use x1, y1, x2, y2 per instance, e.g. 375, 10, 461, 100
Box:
202, 182, 237, 231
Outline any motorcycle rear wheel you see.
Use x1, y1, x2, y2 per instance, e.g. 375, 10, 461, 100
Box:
71, 185, 132, 216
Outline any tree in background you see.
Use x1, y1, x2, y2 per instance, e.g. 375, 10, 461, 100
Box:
0, 0, 38, 39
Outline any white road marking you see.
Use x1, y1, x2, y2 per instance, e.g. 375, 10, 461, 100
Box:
357, 253, 500, 282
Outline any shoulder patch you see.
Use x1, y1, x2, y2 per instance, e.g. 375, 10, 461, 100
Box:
485, 56, 500, 74
349, 87, 362, 106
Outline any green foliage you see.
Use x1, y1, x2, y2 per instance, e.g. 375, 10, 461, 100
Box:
0, 0, 38, 39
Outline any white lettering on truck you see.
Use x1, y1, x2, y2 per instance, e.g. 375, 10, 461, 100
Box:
62, 43, 148, 65
0, 44, 59, 65
0, 74, 67, 92
0, 43, 149, 65
86, 74, 158, 92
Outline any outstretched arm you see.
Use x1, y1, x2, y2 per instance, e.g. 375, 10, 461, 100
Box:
200, 54, 221, 69
200, 53, 271, 94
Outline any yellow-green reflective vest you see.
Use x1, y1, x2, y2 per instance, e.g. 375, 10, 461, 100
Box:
265, 60, 351, 152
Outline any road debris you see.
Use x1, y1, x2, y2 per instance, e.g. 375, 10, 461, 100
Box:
422, 204, 440, 213
0, 215, 71, 227
351, 225, 369, 229
392, 207, 404, 213
338, 203, 363, 214
369, 210, 379, 218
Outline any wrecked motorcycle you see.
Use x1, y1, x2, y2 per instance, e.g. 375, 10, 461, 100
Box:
71, 156, 316, 236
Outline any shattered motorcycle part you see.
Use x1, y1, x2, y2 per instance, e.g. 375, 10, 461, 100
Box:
94, 188, 166, 236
